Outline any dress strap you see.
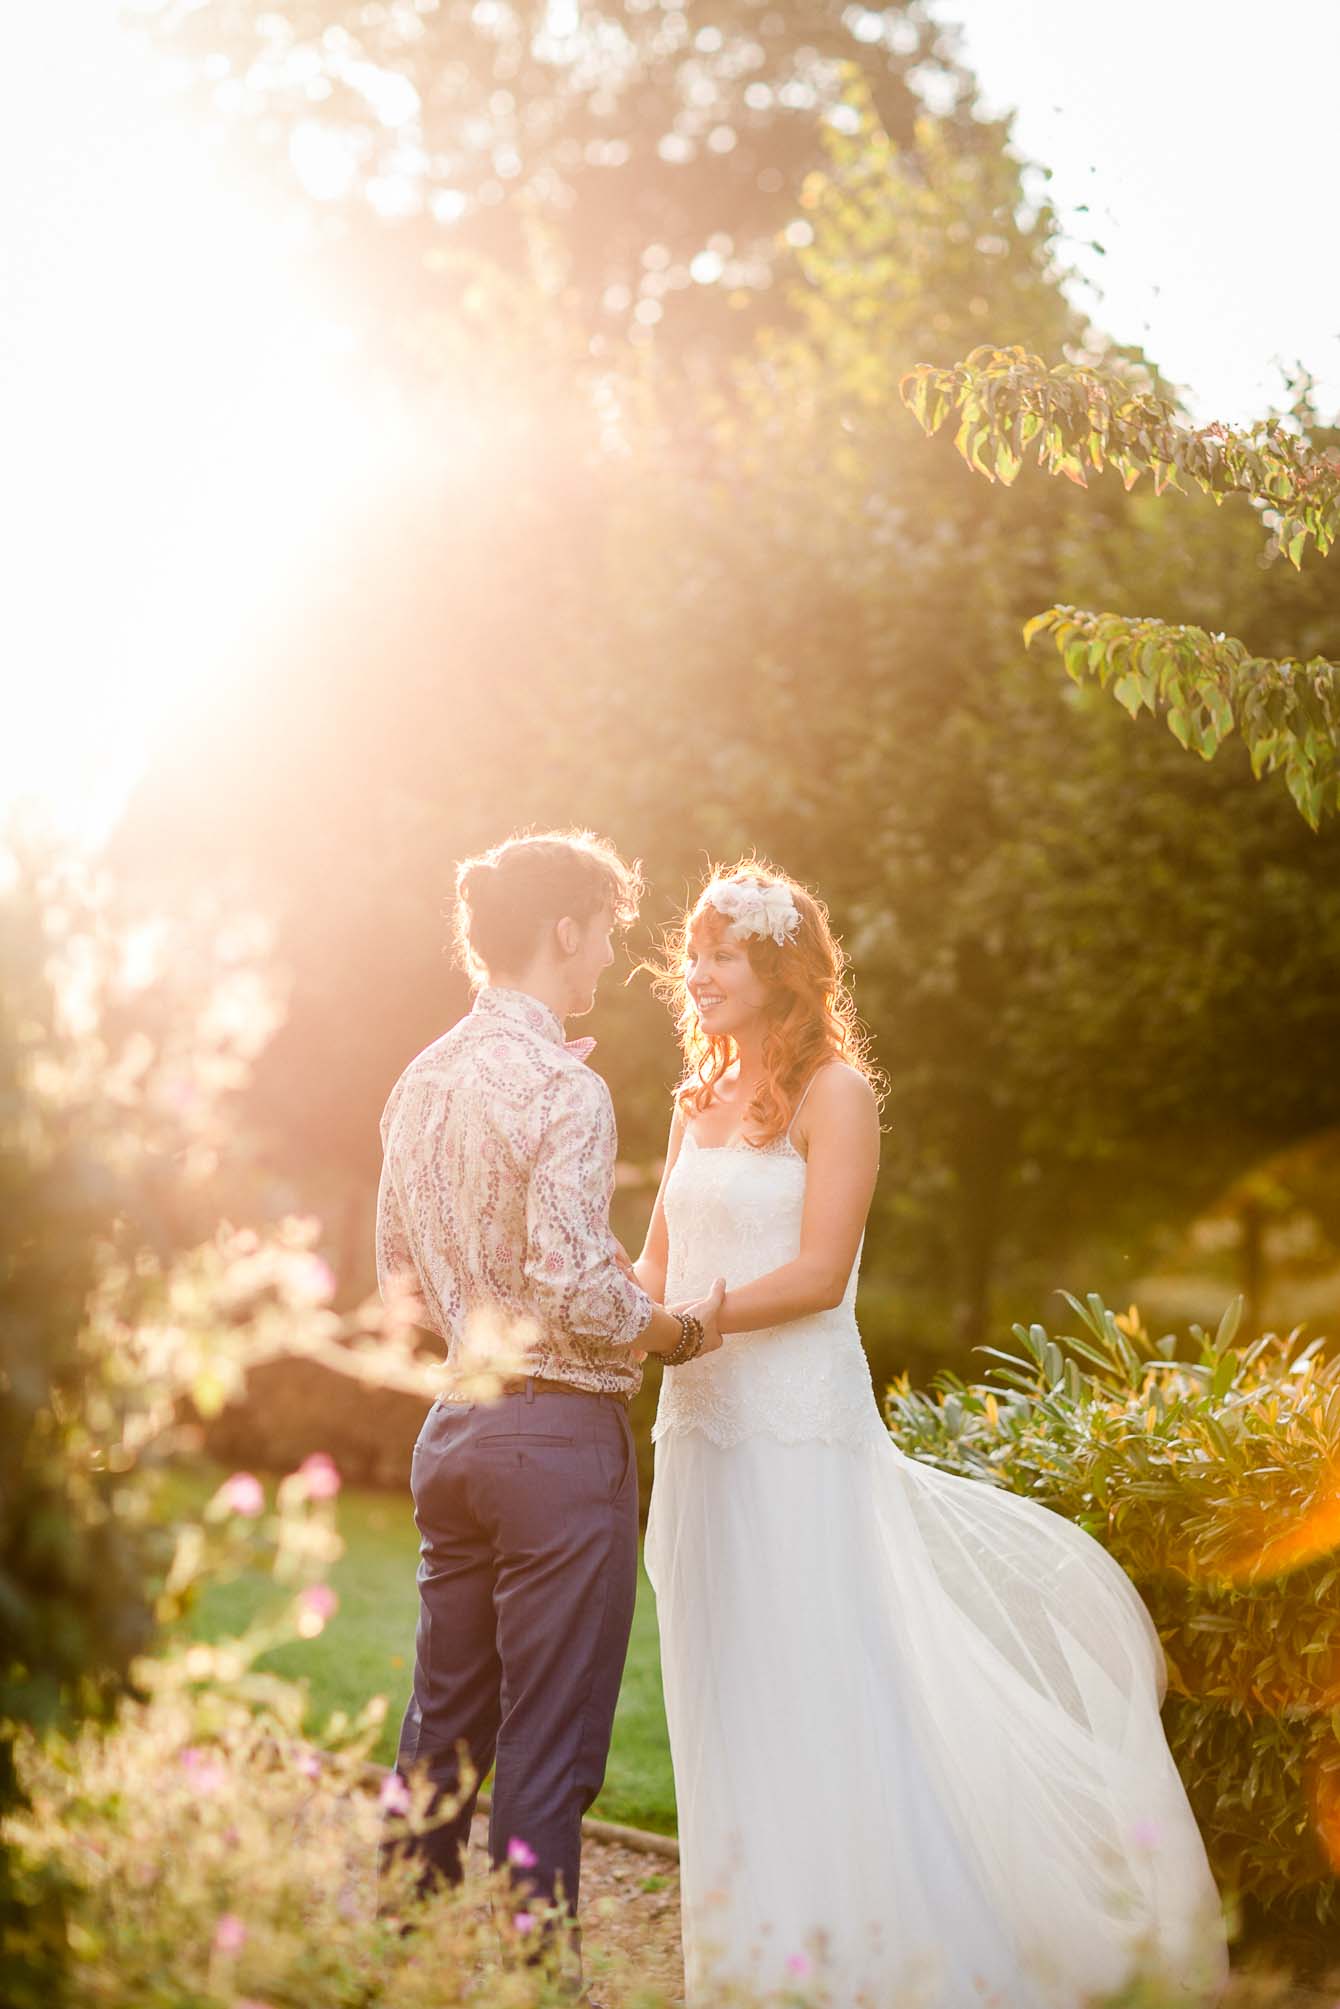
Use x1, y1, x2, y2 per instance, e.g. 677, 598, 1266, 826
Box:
785, 1064, 832, 1143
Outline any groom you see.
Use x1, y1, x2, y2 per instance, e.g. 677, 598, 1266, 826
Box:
375, 829, 723, 1962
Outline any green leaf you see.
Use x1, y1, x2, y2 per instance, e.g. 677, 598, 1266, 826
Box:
1112, 672, 1146, 717
1211, 1351, 1238, 1401
1215, 1298, 1244, 1351
994, 436, 1022, 485
1205, 686, 1235, 742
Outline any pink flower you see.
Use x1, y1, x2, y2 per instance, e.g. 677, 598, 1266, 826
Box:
296, 1452, 341, 1500
294, 1747, 323, 1780
513, 1911, 536, 1935
299, 1583, 338, 1622
219, 1472, 265, 1517
180, 1747, 227, 1797
213, 1912, 247, 1953
785, 1952, 812, 1979
507, 1836, 538, 1870
379, 1773, 412, 1815
289, 1253, 337, 1305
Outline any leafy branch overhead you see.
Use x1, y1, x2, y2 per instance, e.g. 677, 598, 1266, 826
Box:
1024, 607, 1340, 830
899, 346, 1340, 561
899, 346, 1340, 825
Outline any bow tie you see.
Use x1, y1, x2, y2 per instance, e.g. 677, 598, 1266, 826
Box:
565, 1036, 597, 1062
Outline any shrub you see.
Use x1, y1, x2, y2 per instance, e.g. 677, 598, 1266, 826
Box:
0, 834, 436, 2002
9, 1648, 615, 2007
7, 1678, 1296, 2009
885, 1293, 1340, 1932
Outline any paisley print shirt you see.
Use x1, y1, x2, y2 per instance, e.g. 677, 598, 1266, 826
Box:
376, 985, 653, 1396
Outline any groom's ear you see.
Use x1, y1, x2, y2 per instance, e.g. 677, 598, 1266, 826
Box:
554, 915, 582, 957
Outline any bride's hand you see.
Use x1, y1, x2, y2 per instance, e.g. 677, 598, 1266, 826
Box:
612, 1237, 637, 1280
684, 1276, 726, 1358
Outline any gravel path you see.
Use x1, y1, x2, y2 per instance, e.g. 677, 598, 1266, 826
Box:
464, 1815, 1340, 2009
467, 1811, 686, 2005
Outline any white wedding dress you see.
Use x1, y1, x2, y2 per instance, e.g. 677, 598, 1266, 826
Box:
643, 1122, 1229, 2008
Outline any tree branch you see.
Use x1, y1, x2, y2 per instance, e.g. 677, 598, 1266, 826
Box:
1026, 606, 1340, 829
900, 345, 1340, 566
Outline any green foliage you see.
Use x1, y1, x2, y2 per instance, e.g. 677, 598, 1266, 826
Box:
164, 1458, 680, 1831
0, 831, 440, 2000
6, 1659, 522, 2009
900, 346, 1340, 559
135, 0, 992, 364
1021, 606, 1340, 828
0, 1019, 152, 1718
0, 842, 184, 1988
899, 346, 1340, 823
110, 61, 1340, 1355
886, 1294, 1340, 1925
8, 1676, 1264, 2009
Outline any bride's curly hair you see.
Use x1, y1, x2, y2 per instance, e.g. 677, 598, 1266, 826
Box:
651, 859, 885, 1146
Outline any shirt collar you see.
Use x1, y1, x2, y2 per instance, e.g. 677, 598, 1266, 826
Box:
472, 985, 596, 1061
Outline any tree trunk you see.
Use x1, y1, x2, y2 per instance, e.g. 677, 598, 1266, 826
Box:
951, 1110, 1016, 1354
1239, 1193, 1267, 1334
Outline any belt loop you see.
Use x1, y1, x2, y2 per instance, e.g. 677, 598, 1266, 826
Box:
523, 1374, 535, 1405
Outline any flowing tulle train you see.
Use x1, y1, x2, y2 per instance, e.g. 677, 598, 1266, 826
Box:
646, 1124, 1227, 2007
645, 1424, 1228, 2009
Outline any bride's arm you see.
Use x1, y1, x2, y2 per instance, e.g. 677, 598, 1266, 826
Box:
633, 1103, 687, 1302
717, 1065, 880, 1334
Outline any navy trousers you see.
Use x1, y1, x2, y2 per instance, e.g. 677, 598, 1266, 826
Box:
384, 1383, 639, 1917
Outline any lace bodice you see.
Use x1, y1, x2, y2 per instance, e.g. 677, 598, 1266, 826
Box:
652, 1130, 886, 1450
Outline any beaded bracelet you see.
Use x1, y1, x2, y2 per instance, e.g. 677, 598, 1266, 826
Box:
663, 1310, 704, 1367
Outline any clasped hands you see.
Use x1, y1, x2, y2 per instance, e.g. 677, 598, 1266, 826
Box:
613, 1240, 725, 1365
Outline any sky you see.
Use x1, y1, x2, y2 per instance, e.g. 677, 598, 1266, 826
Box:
3, 1, 1337, 848
1, 6, 418, 852
931, 0, 1340, 424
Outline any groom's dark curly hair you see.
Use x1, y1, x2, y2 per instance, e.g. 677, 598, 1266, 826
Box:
452, 828, 643, 985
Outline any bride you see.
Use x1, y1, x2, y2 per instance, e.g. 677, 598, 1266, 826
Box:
636, 863, 1228, 2008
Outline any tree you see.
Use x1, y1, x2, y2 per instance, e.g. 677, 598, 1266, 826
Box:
115, 73, 1340, 1363
900, 347, 1340, 825
131, 0, 1003, 367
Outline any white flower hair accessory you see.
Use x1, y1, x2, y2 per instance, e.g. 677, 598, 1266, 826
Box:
702, 875, 801, 948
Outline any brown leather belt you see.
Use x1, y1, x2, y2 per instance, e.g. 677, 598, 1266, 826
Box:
447, 1373, 632, 1409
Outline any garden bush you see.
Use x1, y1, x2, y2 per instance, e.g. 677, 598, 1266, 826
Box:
5, 1667, 1289, 2009
0, 836, 434, 2002
8, 1570, 630, 2009
5, 833, 1336, 2004
885, 1293, 1340, 1933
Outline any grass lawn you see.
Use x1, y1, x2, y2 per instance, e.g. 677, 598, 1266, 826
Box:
160, 1463, 678, 1835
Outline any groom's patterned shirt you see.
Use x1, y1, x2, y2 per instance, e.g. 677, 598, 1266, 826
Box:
376, 985, 653, 1397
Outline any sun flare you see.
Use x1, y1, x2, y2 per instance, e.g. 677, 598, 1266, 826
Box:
1, 7, 416, 848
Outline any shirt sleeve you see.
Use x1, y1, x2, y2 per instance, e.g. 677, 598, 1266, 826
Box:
523, 1065, 654, 1347
375, 1082, 434, 1330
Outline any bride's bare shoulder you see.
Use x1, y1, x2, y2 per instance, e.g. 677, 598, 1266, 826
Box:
808, 1059, 877, 1110
795, 1061, 879, 1149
